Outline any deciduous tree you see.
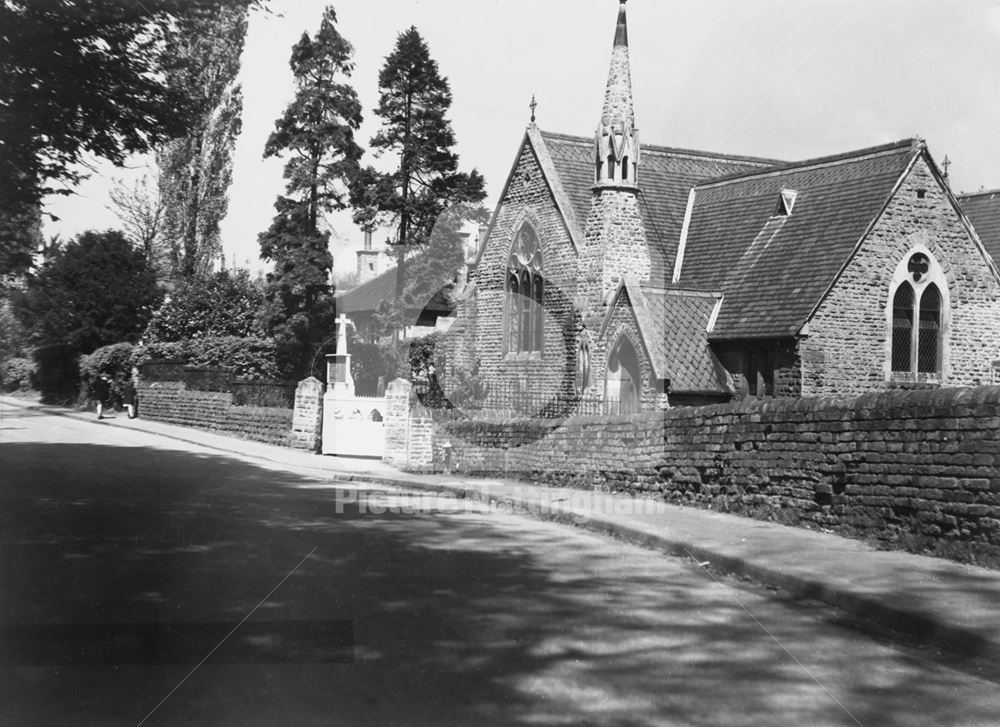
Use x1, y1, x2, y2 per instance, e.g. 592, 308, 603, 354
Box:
156, 5, 248, 279
0, 0, 255, 276
107, 170, 169, 277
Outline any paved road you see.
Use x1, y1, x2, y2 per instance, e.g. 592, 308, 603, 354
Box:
2, 405, 999, 726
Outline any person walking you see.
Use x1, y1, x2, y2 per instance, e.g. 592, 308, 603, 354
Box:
93, 373, 111, 420
122, 379, 136, 419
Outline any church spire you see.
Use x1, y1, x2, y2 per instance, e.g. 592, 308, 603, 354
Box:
596, 0, 638, 189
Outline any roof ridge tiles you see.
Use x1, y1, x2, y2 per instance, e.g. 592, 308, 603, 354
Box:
957, 188, 1000, 199
694, 138, 922, 189
536, 129, 782, 165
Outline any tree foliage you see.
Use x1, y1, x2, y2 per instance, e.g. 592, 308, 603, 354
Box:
350, 26, 486, 316
144, 269, 265, 342
14, 230, 162, 354
157, 5, 248, 279
133, 336, 285, 381
0, 0, 254, 276
79, 342, 136, 403
107, 169, 169, 277
258, 6, 362, 377
12, 229, 161, 401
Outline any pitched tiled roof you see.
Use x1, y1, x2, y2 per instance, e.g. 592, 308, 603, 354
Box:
337, 263, 452, 316
337, 267, 396, 314
677, 139, 921, 339
603, 279, 730, 394
538, 131, 780, 283
958, 189, 1000, 265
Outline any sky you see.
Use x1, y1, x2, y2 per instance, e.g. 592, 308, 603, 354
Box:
43, 0, 1000, 277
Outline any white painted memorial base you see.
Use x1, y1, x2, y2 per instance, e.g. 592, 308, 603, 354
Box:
320, 346, 386, 458
321, 389, 387, 458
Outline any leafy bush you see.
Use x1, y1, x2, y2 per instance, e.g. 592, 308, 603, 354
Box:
445, 358, 488, 409
130, 341, 186, 369
347, 332, 405, 396
1, 356, 35, 392
79, 342, 136, 403
144, 270, 265, 342
185, 336, 284, 380
132, 336, 285, 381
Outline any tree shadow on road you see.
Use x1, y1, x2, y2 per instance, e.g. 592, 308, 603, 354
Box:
1, 440, 998, 726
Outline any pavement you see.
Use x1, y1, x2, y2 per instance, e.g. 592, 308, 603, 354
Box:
5, 394, 1000, 673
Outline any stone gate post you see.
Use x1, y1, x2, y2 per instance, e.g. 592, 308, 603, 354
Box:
383, 378, 412, 467
290, 376, 325, 452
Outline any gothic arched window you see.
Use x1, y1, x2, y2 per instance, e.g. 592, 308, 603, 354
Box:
506, 225, 544, 354
917, 283, 941, 373
889, 250, 946, 377
891, 282, 914, 373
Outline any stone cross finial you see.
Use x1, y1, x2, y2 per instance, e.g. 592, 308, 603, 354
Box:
336, 313, 355, 354
529, 94, 537, 123
942, 154, 951, 180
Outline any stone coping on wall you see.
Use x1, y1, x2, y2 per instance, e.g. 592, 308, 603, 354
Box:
422, 385, 1000, 564
136, 381, 293, 448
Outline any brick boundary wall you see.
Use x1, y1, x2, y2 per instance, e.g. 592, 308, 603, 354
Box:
430, 386, 1000, 559
136, 381, 293, 447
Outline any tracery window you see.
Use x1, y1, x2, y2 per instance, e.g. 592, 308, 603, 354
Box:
889, 250, 945, 377
506, 224, 544, 354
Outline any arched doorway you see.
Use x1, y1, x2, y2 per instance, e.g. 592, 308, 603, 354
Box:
605, 336, 642, 415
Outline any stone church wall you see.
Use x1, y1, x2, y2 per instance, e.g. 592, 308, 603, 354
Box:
429, 386, 1000, 561
135, 381, 292, 446
802, 157, 1000, 397
474, 143, 580, 403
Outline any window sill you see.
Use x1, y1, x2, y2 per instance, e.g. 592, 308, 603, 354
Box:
888, 371, 941, 388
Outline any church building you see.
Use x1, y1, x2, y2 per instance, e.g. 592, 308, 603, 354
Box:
451, 0, 1000, 412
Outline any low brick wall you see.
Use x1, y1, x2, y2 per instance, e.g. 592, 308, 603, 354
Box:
432, 386, 1000, 558
136, 381, 292, 447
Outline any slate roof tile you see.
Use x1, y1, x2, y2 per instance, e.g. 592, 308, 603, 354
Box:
337, 267, 396, 314
337, 263, 452, 316
958, 189, 1000, 265
678, 140, 920, 339
539, 131, 779, 283
607, 280, 730, 394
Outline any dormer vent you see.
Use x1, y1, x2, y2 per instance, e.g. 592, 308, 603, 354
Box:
777, 188, 798, 216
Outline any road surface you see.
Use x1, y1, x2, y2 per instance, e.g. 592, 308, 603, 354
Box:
1, 403, 999, 726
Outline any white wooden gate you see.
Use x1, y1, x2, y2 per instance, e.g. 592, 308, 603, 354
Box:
322, 394, 386, 458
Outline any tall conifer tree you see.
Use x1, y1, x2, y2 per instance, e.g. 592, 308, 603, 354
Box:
258, 6, 362, 376
351, 27, 486, 330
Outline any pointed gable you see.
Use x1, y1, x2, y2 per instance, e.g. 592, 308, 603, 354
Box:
602, 279, 731, 395
676, 139, 921, 339
474, 128, 583, 270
